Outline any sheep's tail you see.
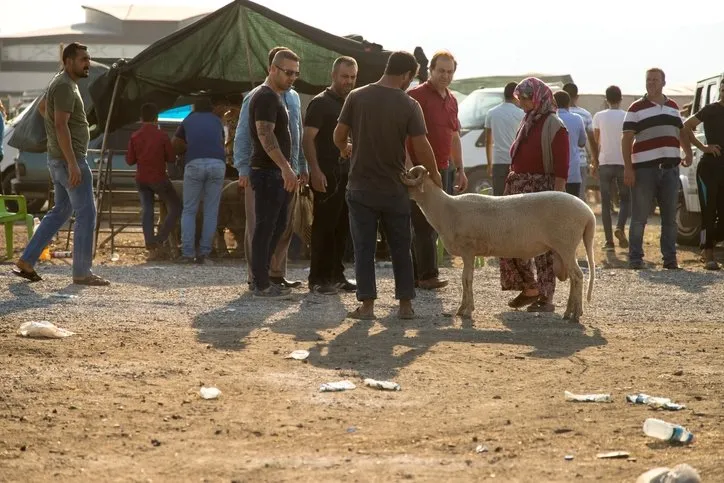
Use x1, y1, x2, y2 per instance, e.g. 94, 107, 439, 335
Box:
583, 213, 596, 302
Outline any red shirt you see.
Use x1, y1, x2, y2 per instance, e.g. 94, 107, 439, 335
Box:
511, 115, 569, 179
126, 123, 175, 184
406, 81, 460, 169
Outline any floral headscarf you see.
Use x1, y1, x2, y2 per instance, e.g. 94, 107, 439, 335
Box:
509, 77, 556, 159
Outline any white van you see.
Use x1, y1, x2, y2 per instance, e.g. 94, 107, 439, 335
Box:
458, 87, 506, 193
677, 73, 722, 245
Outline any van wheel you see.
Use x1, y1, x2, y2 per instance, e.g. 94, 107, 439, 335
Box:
676, 195, 701, 246
1, 166, 47, 213
465, 166, 493, 195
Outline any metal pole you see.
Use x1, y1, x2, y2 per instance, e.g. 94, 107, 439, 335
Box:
93, 73, 122, 256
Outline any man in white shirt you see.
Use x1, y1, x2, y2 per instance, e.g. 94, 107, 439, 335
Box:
564, 83, 598, 202
592, 85, 630, 250
484, 82, 524, 195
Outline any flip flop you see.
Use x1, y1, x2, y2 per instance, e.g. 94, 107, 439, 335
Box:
11, 267, 42, 283
398, 310, 417, 320
347, 307, 376, 320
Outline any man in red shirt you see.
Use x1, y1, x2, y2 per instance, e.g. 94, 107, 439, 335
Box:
406, 50, 468, 290
126, 103, 181, 252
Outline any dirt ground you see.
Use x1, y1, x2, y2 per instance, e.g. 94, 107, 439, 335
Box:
1, 207, 723, 482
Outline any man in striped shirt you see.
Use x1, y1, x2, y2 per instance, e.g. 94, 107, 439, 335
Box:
622, 68, 693, 270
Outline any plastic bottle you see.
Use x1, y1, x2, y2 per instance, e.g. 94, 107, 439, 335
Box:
51, 250, 72, 259
643, 418, 694, 444
33, 217, 52, 261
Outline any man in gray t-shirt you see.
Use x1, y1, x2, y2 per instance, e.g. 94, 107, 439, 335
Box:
334, 51, 441, 320
13, 42, 110, 287
484, 82, 524, 196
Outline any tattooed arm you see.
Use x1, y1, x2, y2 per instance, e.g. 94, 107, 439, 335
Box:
255, 120, 297, 191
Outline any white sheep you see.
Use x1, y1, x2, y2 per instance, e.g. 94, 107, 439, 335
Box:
401, 166, 596, 323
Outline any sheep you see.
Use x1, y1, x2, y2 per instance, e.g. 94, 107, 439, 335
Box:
401, 165, 595, 323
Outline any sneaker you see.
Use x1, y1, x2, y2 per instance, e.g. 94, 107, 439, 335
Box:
195, 255, 206, 265
614, 228, 629, 248
602, 241, 615, 251
175, 256, 196, 264
270, 276, 302, 289
335, 280, 357, 292
704, 260, 721, 271
310, 284, 339, 295
253, 285, 292, 299
629, 260, 645, 270
663, 261, 681, 270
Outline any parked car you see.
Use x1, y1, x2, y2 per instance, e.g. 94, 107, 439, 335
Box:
10, 106, 192, 211
1, 103, 44, 211
677, 73, 722, 246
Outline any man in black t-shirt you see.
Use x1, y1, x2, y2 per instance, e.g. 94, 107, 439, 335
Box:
683, 79, 724, 270
303, 56, 359, 296
248, 49, 300, 298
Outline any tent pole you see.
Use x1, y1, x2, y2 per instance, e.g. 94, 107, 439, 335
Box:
240, 6, 256, 88
93, 73, 121, 257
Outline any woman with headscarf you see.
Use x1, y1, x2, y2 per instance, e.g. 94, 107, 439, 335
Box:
499, 78, 570, 313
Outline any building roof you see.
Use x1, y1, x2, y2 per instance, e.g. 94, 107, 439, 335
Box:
81, 4, 212, 22
2, 24, 117, 38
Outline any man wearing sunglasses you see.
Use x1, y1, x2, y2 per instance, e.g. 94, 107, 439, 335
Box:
234, 47, 308, 297
243, 49, 302, 299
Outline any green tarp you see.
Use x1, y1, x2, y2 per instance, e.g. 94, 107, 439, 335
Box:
89, 0, 419, 135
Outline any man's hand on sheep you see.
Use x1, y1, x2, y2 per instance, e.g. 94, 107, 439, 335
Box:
430, 170, 443, 188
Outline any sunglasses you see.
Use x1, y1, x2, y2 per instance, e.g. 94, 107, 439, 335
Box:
274, 64, 300, 78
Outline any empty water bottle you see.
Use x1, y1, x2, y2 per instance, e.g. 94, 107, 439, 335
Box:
643, 418, 694, 444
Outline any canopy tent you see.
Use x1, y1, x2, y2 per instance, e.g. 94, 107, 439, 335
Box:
8, 61, 110, 152
88, 0, 426, 136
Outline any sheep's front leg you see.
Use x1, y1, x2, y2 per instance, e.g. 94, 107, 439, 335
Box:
457, 255, 475, 318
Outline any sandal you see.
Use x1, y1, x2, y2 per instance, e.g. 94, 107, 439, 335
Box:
704, 260, 720, 271
527, 299, 556, 313
347, 307, 376, 320
398, 309, 417, 320
11, 267, 43, 283
73, 274, 111, 286
508, 292, 539, 308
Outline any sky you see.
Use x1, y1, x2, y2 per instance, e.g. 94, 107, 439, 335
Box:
1, 0, 722, 94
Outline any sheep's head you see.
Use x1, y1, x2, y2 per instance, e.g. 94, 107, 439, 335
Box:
400, 165, 429, 200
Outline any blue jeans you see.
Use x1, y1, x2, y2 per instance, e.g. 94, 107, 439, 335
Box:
181, 158, 225, 257
599, 165, 631, 244
347, 189, 415, 301
22, 156, 95, 278
250, 168, 290, 291
629, 165, 679, 264
137, 179, 181, 247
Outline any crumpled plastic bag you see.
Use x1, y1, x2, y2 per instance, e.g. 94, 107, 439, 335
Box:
17, 321, 74, 338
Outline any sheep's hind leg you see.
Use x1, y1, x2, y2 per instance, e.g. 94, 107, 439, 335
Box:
563, 259, 584, 323
456, 255, 475, 318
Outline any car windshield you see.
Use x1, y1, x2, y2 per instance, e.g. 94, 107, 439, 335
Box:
458, 90, 505, 130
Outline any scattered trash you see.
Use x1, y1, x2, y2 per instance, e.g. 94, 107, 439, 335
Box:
319, 380, 356, 392
141, 266, 164, 270
111, 252, 120, 262
564, 455, 575, 461
643, 418, 694, 444
17, 321, 74, 339
363, 378, 401, 391
51, 293, 78, 299
636, 464, 701, 483
223, 308, 237, 313
475, 445, 489, 453
51, 250, 72, 259
597, 451, 630, 459
286, 350, 310, 360
346, 426, 357, 433
199, 387, 222, 400
150, 439, 162, 447
564, 391, 613, 403
627, 394, 686, 411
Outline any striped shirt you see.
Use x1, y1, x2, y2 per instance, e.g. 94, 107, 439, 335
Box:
623, 95, 683, 169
